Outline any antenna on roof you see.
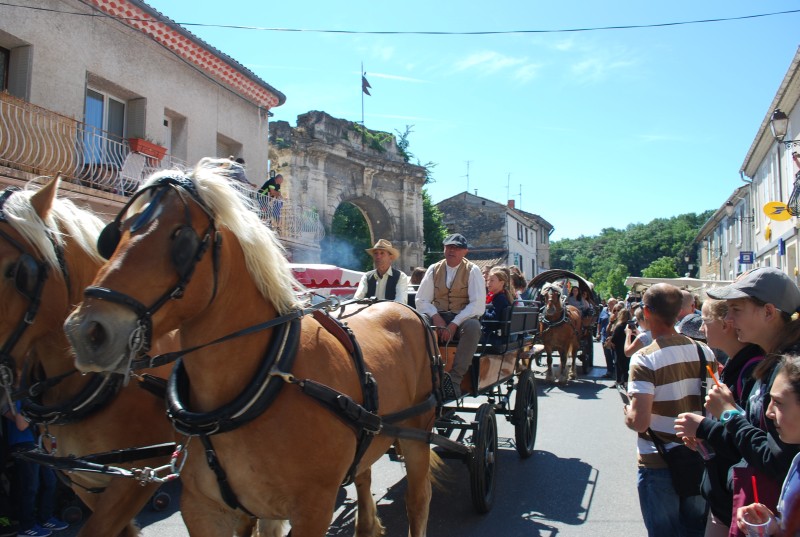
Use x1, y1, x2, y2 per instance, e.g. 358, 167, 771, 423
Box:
506, 173, 511, 202
462, 160, 472, 193
518, 184, 522, 210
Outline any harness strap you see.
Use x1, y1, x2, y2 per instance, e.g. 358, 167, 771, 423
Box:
200, 435, 256, 517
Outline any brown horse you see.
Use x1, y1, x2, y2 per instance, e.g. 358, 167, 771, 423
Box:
0, 179, 178, 537
539, 284, 581, 383
64, 158, 437, 537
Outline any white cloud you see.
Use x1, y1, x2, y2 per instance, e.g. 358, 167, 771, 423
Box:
451, 51, 541, 83
368, 72, 428, 83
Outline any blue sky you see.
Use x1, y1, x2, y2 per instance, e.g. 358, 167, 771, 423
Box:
145, 1, 800, 241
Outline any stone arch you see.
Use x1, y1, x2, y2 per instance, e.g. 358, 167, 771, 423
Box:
269, 111, 428, 272
337, 195, 393, 246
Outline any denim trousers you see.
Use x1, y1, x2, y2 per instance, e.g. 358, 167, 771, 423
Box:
12, 444, 56, 529
637, 466, 707, 537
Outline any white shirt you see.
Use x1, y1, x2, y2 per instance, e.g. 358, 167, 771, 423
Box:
415, 261, 486, 326
353, 267, 409, 303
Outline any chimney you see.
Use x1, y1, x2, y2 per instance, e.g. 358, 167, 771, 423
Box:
507, 200, 515, 209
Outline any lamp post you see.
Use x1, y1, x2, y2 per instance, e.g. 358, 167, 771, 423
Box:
769, 108, 800, 216
724, 201, 756, 226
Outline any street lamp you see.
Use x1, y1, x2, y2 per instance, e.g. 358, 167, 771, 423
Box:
770, 108, 800, 215
724, 201, 756, 227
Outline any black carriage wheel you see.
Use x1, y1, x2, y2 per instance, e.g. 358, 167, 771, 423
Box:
513, 369, 538, 458
582, 337, 594, 374
469, 403, 498, 514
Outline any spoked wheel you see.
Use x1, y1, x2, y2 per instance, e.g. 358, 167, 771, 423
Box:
469, 403, 498, 513
513, 369, 538, 458
581, 338, 594, 374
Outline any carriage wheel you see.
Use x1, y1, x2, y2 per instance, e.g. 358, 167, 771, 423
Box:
513, 369, 538, 458
581, 338, 594, 374
469, 403, 498, 514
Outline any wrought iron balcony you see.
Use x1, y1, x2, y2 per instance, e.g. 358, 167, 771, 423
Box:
0, 92, 324, 242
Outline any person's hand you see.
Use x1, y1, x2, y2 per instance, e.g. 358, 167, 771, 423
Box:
675, 412, 703, 440
432, 314, 448, 329
736, 503, 776, 533
705, 384, 736, 419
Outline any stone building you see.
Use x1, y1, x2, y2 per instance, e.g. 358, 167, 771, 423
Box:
269, 111, 428, 268
436, 192, 552, 277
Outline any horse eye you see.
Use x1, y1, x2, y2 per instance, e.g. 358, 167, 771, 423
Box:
9, 255, 39, 297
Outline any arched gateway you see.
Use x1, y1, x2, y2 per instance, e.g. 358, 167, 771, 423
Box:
269, 111, 428, 270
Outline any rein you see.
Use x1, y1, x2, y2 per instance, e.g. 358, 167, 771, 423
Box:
539, 295, 570, 333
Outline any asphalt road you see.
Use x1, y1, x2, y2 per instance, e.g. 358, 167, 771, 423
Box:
60, 341, 647, 536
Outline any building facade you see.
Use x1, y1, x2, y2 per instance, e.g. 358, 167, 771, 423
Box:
436, 192, 552, 277
0, 0, 323, 256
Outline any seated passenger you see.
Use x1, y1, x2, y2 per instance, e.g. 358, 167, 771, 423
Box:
481, 267, 514, 350
353, 239, 409, 303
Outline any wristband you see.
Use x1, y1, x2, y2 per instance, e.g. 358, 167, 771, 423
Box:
720, 409, 743, 424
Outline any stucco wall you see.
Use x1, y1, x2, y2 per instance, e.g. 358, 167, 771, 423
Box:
1, 0, 270, 179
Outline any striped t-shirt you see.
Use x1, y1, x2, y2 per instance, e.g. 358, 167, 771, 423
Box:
628, 334, 716, 468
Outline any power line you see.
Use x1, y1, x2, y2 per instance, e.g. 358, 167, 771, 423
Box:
2, 2, 799, 36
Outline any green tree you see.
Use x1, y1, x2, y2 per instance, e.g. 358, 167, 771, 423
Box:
642, 256, 679, 278
423, 189, 446, 266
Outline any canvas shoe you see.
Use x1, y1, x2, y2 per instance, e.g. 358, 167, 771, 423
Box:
40, 518, 68, 532
0, 517, 18, 537
440, 372, 461, 400
17, 524, 52, 537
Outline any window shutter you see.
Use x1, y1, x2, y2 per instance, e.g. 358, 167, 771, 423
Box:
127, 98, 146, 139
7, 45, 32, 100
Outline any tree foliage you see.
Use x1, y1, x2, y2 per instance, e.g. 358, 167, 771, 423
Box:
423, 190, 447, 266
550, 210, 713, 299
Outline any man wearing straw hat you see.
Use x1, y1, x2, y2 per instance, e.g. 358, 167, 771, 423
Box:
353, 239, 409, 303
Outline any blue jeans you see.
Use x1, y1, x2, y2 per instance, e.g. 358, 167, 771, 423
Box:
11, 444, 56, 529
637, 466, 707, 537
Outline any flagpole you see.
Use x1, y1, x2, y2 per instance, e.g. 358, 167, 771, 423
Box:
361, 61, 365, 130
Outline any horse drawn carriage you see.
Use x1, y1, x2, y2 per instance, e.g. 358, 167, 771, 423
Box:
527, 269, 600, 379
3, 161, 541, 536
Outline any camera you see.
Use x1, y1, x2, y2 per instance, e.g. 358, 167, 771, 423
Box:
626, 320, 637, 328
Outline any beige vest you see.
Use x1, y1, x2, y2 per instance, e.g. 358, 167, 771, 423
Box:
432, 258, 474, 313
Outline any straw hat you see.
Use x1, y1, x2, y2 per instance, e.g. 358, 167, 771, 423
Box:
365, 239, 399, 260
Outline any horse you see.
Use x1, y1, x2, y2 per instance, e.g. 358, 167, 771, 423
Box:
63, 158, 438, 537
0, 178, 179, 537
539, 283, 581, 384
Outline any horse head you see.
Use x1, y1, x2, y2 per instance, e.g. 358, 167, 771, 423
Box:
64, 158, 302, 376
543, 283, 563, 318
0, 178, 105, 389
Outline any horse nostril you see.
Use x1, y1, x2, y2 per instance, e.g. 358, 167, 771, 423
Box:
86, 320, 107, 351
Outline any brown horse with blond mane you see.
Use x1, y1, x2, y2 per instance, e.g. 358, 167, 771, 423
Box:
0, 179, 178, 537
64, 158, 438, 537
540, 283, 582, 383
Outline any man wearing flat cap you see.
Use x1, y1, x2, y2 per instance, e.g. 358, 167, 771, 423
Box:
353, 239, 409, 303
415, 233, 485, 399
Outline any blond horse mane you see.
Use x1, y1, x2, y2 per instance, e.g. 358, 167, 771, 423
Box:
2, 180, 106, 276
139, 158, 303, 314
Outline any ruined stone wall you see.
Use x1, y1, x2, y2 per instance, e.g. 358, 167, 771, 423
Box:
438, 193, 507, 250
269, 111, 427, 270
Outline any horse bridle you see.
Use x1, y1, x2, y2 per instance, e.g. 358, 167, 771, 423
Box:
83, 175, 221, 359
0, 187, 70, 409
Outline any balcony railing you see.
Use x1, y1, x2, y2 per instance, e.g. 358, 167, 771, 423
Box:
0, 91, 324, 243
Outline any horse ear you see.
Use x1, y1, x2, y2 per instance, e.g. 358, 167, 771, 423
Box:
30, 175, 60, 221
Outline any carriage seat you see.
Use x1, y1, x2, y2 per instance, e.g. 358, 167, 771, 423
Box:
476, 305, 540, 355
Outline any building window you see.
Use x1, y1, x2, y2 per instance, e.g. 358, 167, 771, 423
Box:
84, 88, 126, 162
0, 47, 8, 92
517, 222, 523, 241
525, 228, 529, 245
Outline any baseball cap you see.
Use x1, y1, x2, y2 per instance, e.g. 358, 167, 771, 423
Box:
706, 267, 800, 313
443, 233, 468, 248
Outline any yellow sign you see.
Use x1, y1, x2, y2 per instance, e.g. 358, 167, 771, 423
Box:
764, 201, 792, 221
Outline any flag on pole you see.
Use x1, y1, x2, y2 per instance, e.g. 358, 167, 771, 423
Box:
362, 72, 372, 96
